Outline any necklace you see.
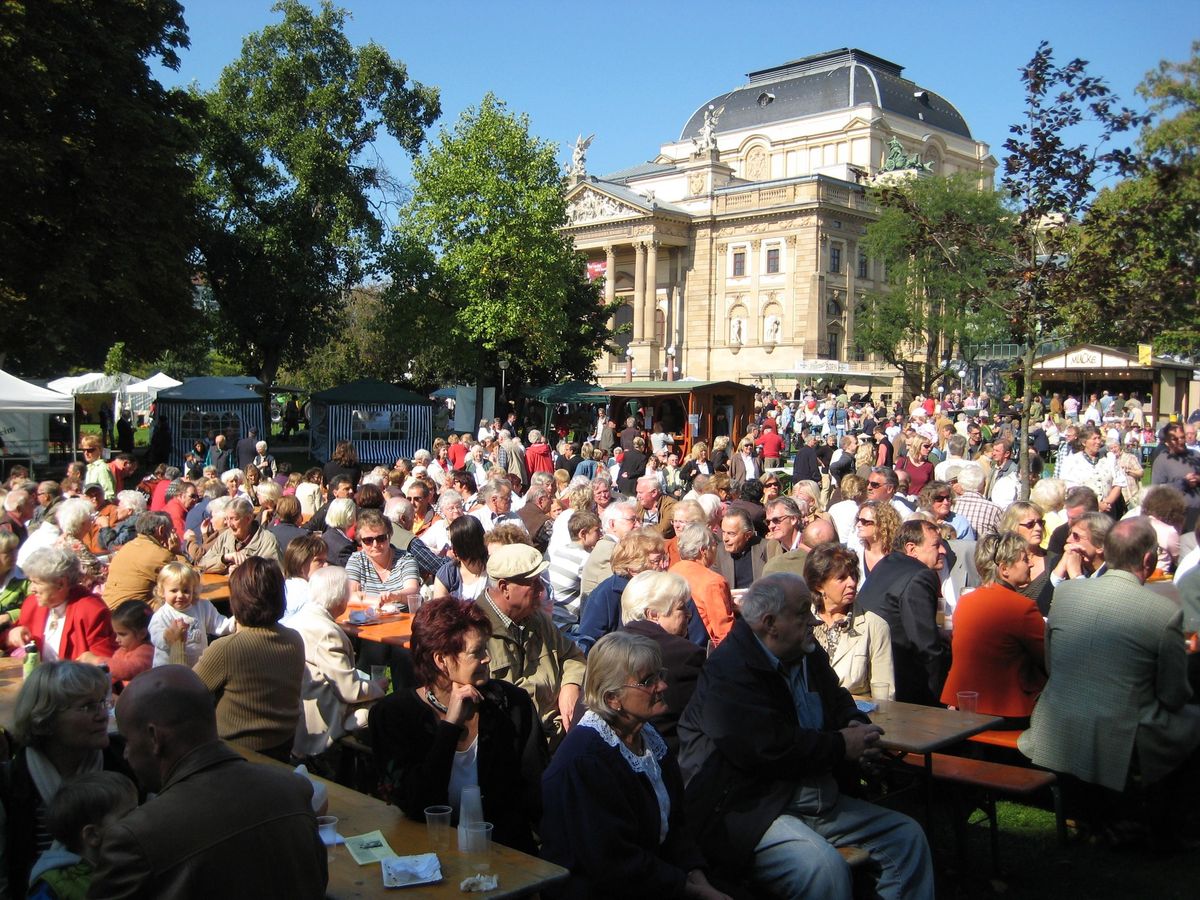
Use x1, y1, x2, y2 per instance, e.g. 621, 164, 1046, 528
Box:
425, 689, 448, 714
816, 615, 851, 656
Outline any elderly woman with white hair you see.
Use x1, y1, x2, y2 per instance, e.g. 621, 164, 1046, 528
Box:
252, 440, 276, 480
321, 497, 357, 568
4, 546, 116, 660
96, 489, 147, 551
290, 566, 387, 758
541, 631, 728, 900
619, 570, 707, 753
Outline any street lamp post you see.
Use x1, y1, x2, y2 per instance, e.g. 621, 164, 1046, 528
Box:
498, 358, 510, 400
666, 345, 676, 382
626, 348, 634, 383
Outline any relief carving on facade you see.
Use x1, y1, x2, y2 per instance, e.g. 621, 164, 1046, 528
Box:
566, 188, 645, 225
688, 172, 706, 195
745, 146, 769, 181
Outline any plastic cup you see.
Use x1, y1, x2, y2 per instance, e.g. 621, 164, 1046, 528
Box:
316, 815, 339, 863
870, 682, 890, 709
424, 805, 453, 851
463, 821, 493, 871
956, 691, 979, 714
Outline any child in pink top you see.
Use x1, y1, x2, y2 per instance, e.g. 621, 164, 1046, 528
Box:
105, 600, 154, 689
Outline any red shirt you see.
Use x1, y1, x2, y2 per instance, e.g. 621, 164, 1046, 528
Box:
755, 429, 785, 459
447, 443, 468, 469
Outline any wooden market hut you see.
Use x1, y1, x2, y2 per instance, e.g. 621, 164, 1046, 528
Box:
1029, 344, 1195, 428
603, 379, 758, 456
309, 379, 434, 466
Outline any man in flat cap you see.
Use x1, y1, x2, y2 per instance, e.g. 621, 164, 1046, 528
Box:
476, 544, 586, 749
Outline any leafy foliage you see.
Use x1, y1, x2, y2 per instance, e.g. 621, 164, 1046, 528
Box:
1066, 42, 1200, 355
0, 0, 199, 375
390, 94, 619, 396
859, 174, 1013, 393
192, 0, 439, 387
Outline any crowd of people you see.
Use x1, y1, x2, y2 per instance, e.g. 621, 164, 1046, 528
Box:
0, 384, 1197, 897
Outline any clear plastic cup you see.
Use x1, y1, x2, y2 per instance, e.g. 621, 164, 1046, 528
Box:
424, 805, 453, 851
956, 691, 979, 714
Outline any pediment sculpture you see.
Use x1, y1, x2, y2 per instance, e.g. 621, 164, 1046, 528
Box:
565, 188, 645, 225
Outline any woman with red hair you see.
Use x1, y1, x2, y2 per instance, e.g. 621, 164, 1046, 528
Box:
369, 597, 546, 852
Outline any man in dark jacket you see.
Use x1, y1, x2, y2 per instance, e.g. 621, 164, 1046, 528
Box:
91, 666, 327, 899
791, 434, 822, 484
855, 519, 948, 705
678, 574, 932, 898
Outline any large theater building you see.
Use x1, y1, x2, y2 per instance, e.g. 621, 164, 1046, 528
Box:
563, 48, 996, 397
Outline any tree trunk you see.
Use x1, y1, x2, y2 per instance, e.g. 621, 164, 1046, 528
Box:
1019, 342, 1035, 501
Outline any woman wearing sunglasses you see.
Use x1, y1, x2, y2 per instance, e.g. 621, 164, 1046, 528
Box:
998, 502, 1058, 615
346, 508, 420, 610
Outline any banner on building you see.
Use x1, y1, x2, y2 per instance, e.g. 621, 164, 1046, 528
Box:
586, 260, 607, 282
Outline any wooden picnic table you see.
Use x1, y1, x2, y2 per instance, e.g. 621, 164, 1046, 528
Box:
199, 572, 231, 603
337, 608, 415, 648
869, 700, 1003, 826
237, 746, 568, 899
0, 657, 22, 730
870, 701, 1003, 756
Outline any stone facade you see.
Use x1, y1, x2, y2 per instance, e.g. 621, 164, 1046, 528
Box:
563, 48, 996, 396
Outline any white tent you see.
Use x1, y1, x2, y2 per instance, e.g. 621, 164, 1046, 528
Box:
125, 372, 182, 419
0, 369, 74, 467
47, 372, 132, 396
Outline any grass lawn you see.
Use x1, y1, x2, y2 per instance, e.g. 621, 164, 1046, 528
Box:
890, 789, 1194, 899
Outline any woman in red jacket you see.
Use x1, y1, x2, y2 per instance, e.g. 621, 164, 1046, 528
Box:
941, 532, 1046, 726
5, 546, 116, 660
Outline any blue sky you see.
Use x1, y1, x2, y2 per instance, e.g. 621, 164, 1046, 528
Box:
168, 0, 1194, 189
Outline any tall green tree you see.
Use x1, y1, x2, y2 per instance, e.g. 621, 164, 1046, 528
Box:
1067, 42, 1200, 355
389, 94, 619, 401
0, 0, 199, 375
858, 174, 1012, 395
193, 0, 439, 389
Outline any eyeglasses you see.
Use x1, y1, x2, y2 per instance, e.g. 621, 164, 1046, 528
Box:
765, 515, 795, 526
359, 534, 389, 546
867, 481, 887, 489
855, 517, 876, 526
624, 668, 668, 692
932, 495, 951, 503
762, 481, 779, 489
72, 697, 114, 716
1017, 518, 1044, 529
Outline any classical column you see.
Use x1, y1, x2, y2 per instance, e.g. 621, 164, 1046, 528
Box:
632, 241, 646, 343
644, 240, 659, 343
604, 245, 617, 358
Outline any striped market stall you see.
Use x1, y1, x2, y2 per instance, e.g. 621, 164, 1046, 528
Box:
154, 377, 265, 467
309, 380, 434, 466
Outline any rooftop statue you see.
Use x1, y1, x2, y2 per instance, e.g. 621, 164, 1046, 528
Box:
882, 136, 934, 173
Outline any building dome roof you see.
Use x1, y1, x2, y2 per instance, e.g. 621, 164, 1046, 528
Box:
679, 48, 972, 142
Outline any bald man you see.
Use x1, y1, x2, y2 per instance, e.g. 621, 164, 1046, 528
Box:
91, 666, 327, 899
762, 518, 839, 578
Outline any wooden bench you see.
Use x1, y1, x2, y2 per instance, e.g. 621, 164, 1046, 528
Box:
896, 752, 1065, 872
968, 729, 1022, 752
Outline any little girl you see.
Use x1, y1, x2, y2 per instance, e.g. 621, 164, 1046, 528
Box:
106, 600, 154, 688
148, 562, 234, 667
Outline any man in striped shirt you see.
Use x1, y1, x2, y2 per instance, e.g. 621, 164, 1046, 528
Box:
546, 511, 601, 630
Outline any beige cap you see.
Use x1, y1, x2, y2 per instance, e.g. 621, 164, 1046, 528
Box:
486, 544, 549, 581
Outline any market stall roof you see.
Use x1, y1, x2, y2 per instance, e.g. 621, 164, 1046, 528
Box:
47, 372, 132, 395
429, 387, 457, 399
0, 369, 74, 413
311, 379, 433, 406
126, 372, 182, 394
157, 377, 262, 401
523, 381, 607, 404
603, 379, 755, 397
1031, 343, 1195, 375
